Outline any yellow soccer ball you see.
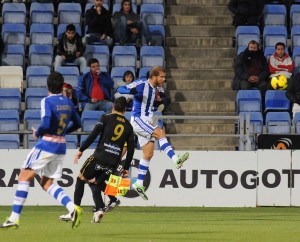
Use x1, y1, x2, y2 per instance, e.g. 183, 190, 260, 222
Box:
271, 75, 288, 90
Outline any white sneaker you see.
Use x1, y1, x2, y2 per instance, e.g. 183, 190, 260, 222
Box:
59, 213, 72, 222
91, 210, 104, 223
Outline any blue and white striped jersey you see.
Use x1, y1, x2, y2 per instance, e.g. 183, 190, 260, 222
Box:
35, 94, 81, 154
117, 80, 157, 121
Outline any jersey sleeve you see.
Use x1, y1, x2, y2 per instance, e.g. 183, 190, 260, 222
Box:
35, 98, 51, 137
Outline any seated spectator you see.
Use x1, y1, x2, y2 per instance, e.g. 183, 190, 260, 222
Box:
228, 0, 264, 27
112, 0, 156, 46
82, 0, 113, 47
268, 42, 294, 89
76, 58, 113, 113
54, 24, 86, 74
232, 40, 269, 93
114, 70, 135, 110
286, 72, 300, 118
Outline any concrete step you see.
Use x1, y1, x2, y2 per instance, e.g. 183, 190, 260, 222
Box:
170, 144, 237, 151
167, 57, 233, 69
168, 136, 238, 146
167, 101, 236, 112
166, 15, 232, 26
166, 26, 235, 37
167, 79, 233, 90
165, 47, 236, 58
166, 6, 231, 16
166, 36, 233, 48
167, 90, 236, 102
168, 0, 230, 6
164, 111, 237, 116
167, 69, 234, 80
165, 123, 236, 134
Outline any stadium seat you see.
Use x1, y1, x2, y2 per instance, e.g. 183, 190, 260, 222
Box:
140, 4, 164, 25
66, 135, 78, 149
25, 87, 48, 110
2, 23, 26, 46
23, 109, 41, 148
235, 26, 260, 50
112, 46, 137, 69
112, 3, 137, 14
265, 90, 290, 112
85, 45, 110, 71
114, 0, 136, 3
139, 67, 151, 80
26, 66, 51, 88
0, 110, 19, 132
1, 45, 25, 68
263, 25, 287, 48
124, 111, 132, 121
0, 88, 21, 112
293, 112, 300, 133
55, 66, 80, 88
81, 110, 105, 132
142, 0, 164, 3
236, 90, 262, 113
0, 134, 19, 149
140, 46, 165, 68
30, 2, 54, 25
266, 111, 291, 134
290, 4, 300, 28
57, 23, 82, 40
291, 26, 300, 50
30, 24, 54, 45
263, 4, 287, 26
58, 3, 82, 25
144, 25, 165, 46
237, 46, 247, 55
239, 112, 263, 134
111, 67, 136, 84
2, 3, 26, 24
29, 44, 53, 67
292, 46, 300, 70
80, 135, 99, 149
0, 66, 23, 91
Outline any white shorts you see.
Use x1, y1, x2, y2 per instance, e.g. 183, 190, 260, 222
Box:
131, 116, 157, 147
22, 148, 65, 179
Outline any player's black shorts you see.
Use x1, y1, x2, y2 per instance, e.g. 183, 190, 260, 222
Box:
80, 155, 114, 181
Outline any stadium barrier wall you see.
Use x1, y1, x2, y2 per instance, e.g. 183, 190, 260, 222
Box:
0, 149, 299, 207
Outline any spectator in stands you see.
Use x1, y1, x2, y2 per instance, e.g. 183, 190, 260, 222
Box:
268, 42, 294, 89
83, 0, 113, 47
76, 58, 114, 113
112, 0, 156, 46
228, 0, 264, 27
286, 72, 300, 118
114, 70, 135, 110
232, 40, 269, 93
54, 24, 86, 74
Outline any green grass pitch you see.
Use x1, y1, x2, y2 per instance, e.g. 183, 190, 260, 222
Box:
0, 206, 300, 242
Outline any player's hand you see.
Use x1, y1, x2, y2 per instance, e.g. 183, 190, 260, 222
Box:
122, 170, 129, 178
74, 151, 83, 164
32, 127, 38, 141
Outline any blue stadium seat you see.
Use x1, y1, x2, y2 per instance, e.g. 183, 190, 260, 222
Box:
2, 23, 26, 46
25, 88, 48, 110
293, 112, 300, 133
66, 135, 78, 149
30, 2, 54, 25
1, 45, 25, 68
81, 110, 105, 132
29, 44, 53, 67
26, 66, 51, 88
263, 4, 287, 26
0, 88, 21, 112
293, 46, 300, 70
237, 46, 247, 55
2, 3, 26, 24
112, 3, 137, 14
58, 3, 82, 25
85, 45, 110, 70
55, 66, 80, 88
57, 23, 82, 39
80, 135, 99, 149
290, 4, 300, 28
112, 46, 137, 69
124, 111, 131, 121
30, 24, 54, 45
111, 67, 136, 83
140, 46, 165, 68
142, 0, 164, 3
0, 110, 19, 131
291, 26, 300, 50
265, 90, 290, 112
140, 4, 164, 25
144, 25, 165, 46
23, 109, 41, 148
236, 90, 262, 112
0, 134, 19, 149
139, 67, 151, 80
266, 111, 291, 134
235, 26, 260, 50
239, 112, 263, 134
263, 25, 287, 48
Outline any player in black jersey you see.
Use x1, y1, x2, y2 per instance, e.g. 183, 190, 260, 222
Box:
61, 97, 135, 223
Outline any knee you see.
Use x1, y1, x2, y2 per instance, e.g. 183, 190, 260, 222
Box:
154, 127, 165, 139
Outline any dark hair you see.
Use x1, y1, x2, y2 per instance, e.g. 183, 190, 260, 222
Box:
66, 24, 76, 32
275, 42, 285, 49
121, 0, 133, 13
149, 66, 166, 78
248, 40, 259, 48
122, 70, 135, 82
114, 96, 128, 112
88, 58, 99, 67
47, 72, 64, 94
